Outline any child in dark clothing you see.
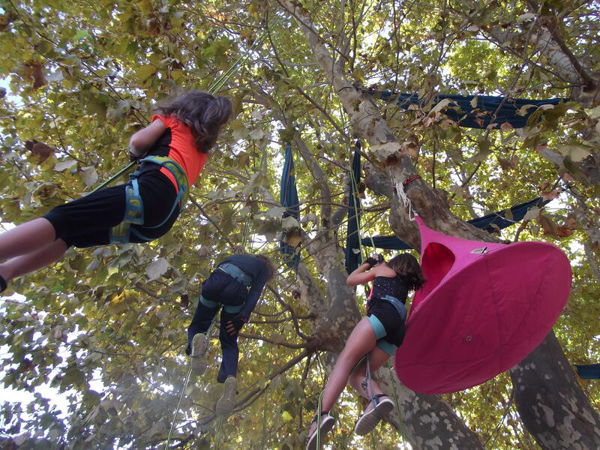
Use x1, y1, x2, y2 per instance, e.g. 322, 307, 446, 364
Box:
305, 253, 425, 450
187, 253, 274, 415
0, 90, 231, 293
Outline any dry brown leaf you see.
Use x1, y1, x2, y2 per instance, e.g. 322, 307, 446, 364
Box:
25, 139, 54, 163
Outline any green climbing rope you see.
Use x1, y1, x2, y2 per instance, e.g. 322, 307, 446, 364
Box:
92, 35, 265, 195
90, 160, 136, 194
316, 390, 324, 449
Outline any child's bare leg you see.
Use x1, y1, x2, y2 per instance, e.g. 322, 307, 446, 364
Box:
348, 347, 390, 400
0, 239, 68, 282
320, 318, 377, 412
0, 218, 56, 260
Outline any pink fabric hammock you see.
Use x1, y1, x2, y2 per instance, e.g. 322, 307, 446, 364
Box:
394, 216, 571, 394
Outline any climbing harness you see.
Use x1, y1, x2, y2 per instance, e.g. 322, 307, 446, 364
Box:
197, 263, 252, 314
378, 295, 407, 321
94, 33, 266, 241
198, 294, 245, 315
110, 156, 188, 243
218, 262, 252, 286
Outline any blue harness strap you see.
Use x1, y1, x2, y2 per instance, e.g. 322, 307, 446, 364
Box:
109, 156, 188, 244
196, 263, 252, 314
379, 295, 408, 321
199, 295, 245, 314
218, 263, 252, 286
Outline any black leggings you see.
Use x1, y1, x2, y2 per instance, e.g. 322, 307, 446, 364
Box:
44, 170, 179, 247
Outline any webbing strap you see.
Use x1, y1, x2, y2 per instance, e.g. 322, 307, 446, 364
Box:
379, 295, 407, 321
124, 178, 144, 224
109, 222, 130, 244
109, 157, 188, 244
142, 156, 189, 207
199, 295, 245, 314
218, 263, 252, 286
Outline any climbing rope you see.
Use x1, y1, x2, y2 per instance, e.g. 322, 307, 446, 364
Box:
348, 142, 378, 259
164, 364, 194, 448
90, 160, 137, 194
364, 355, 374, 402
208, 34, 266, 94
316, 390, 324, 449
92, 35, 264, 195
164, 317, 217, 449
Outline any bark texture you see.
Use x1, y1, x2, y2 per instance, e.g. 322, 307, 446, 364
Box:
510, 332, 600, 449
379, 367, 484, 450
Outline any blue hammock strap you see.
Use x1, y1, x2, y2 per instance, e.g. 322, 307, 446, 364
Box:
575, 364, 600, 380
109, 156, 189, 244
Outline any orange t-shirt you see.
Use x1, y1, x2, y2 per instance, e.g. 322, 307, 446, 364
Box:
151, 114, 208, 190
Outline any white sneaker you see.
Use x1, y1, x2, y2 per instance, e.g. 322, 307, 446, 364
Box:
354, 394, 394, 435
190, 333, 208, 376
216, 376, 237, 415
306, 412, 335, 450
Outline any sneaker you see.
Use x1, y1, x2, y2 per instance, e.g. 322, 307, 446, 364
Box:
354, 394, 394, 436
306, 412, 335, 450
216, 376, 237, 415
190, 333, 209, 376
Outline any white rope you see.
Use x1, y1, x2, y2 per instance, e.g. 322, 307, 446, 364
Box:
395, 180, 416, 221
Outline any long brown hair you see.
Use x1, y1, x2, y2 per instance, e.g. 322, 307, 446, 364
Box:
156, 90, 232, 153
387, 253, 425, 291
257, 255, 276, 282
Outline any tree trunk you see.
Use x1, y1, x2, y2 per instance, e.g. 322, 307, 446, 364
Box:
278, 2, 490, 448
378, 367, 484, 450
510, 331, 600, 449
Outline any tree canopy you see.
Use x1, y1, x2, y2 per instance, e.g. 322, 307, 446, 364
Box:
0, 0, 599, 448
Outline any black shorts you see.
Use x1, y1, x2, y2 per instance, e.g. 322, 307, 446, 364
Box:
201, 269, 248, 306
367, 298, 406, 347
44, 169, 179, 248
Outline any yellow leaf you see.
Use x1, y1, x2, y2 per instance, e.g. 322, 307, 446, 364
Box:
171, 69, 184, 81
136, 64, 157, 82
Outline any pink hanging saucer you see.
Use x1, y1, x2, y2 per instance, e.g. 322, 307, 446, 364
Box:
394, 216, 571, 394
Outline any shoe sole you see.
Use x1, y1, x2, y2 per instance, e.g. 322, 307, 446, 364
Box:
354, 398, 394, 436
216, 377, 237, 415
306, 416, 335, 450
190, 334, 208, 376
